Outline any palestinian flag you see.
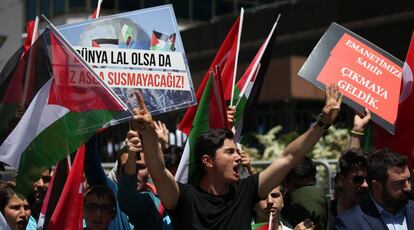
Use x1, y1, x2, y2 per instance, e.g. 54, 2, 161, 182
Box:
150, 30, 176, 51
0, 19, 37, 144
168, 33, 176, 51
178, 13, 243, 135
0, 28, 126, 196
224, 8, 244, 102
175, 71, 228, 184
233, 16, 280, 142
91, 38, 119, 48
251, 222, 270, 230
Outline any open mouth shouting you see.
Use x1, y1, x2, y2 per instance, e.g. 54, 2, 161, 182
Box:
16, 219, 28, 229
233, 164, 241, 179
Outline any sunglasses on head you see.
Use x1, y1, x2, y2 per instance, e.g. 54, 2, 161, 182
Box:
352, 175, 366, 185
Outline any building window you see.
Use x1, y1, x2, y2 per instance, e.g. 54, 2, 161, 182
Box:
70, 0, 86, 8
26, 0, 37, 21
54, 0, 65, 16
40, 0, 50, 17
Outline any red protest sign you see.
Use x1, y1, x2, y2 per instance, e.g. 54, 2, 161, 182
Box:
299, 23, 403, 134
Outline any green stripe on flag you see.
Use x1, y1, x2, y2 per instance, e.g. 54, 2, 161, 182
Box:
251, 222, 269, 230
15, 110, 121, 196
233, 87, 248, 127
187, 75, 214, 185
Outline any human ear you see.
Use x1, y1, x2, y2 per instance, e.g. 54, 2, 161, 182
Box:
202, 155, 214, 168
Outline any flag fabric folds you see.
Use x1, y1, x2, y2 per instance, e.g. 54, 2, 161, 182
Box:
0, 28, 126, 196
175, 71, 228, 184
251, 222, 269, 230
37, 158, 69, 229
0, 19, 37, 144
234, 16, 280, 142
150, 30, 177, 51
48, 146, 85, 230
0, 46, 27, 143
23, 20, 36, 54
178, 15, 242, 135
374, 32, 414, 169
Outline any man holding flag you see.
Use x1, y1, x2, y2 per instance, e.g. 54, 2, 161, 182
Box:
128, 82, 342, 229
175, 15, 280, 185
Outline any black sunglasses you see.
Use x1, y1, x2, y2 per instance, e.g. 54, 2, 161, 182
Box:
41, 175, 51, 183
352, 175, 367, 185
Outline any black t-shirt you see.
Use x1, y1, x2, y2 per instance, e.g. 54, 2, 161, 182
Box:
169, 174, 260, 230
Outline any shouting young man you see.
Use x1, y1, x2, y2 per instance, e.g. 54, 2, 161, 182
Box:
126, 85, 342, 229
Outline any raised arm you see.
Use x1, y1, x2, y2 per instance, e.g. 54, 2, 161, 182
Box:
131, 91, 179, 210
258, 84, 343, 198
121, 130, 142, 176
348, 108, 371, 149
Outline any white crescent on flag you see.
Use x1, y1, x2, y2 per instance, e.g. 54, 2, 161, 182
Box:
400, 61, 413, 103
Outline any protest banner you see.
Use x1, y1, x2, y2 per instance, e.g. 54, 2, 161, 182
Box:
299, 22, 403, 134
58, 5, 196, 123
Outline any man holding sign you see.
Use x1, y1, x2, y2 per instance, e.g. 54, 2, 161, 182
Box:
125, 84, 342, 229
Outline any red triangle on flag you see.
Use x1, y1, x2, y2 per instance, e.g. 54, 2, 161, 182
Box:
151, 32, 160, 46
179, 16, 241, 135
46, 32, 124, 113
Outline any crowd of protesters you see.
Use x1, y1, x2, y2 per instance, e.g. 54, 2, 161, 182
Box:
0, 85, 413, 230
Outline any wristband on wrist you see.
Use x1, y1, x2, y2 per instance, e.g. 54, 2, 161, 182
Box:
316, 113, 331, 129
350, 130, 364, 136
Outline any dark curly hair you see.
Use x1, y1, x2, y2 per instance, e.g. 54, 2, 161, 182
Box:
339, 148, 369, 176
